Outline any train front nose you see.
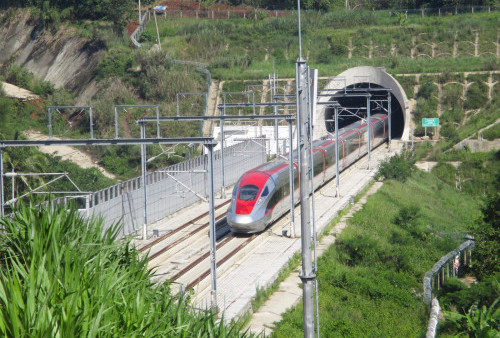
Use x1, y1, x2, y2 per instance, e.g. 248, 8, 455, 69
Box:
227, 211, 266, 233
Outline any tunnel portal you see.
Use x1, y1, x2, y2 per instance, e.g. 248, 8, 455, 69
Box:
315, 66, 410, 141
324, 83, 405, 139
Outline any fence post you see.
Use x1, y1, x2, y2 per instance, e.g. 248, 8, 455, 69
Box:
196, 11, 198, 19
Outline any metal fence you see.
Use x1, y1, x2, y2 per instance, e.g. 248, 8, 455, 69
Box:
163, 9, 287, 19
130, 11, 151, 47
153, 5, 498, 21
423, 237, 475, 338
391, 5, 498, 17
81, 140, 266, 237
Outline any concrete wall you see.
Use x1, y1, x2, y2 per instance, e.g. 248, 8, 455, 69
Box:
453, 139, 500, 152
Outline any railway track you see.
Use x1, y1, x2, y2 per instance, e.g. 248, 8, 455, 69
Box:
140, 142, 391, 294
138, 199, 260, 293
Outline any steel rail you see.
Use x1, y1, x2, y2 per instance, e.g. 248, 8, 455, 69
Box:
170, 233, 234, 281
147, 212, 228, 261
185, 234, 256, 291
138, 199, 231, 252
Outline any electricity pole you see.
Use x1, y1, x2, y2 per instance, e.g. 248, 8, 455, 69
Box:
296, 0, 316, 336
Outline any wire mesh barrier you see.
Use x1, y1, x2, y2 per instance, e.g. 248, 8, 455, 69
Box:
78, 140, 265, 237
423, 237, 475, 338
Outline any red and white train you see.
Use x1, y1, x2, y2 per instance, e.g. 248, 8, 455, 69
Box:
227, 113, 389, 233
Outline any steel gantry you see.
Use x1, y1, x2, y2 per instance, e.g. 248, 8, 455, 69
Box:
48, 106, 95, 139
0, 136, 220, 308
138, 113, 299, 237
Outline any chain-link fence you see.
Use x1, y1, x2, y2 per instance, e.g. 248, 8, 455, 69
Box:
81, 140, 266, 237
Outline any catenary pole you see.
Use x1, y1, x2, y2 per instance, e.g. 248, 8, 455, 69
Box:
206, 143, 218, 308
0, 148, 4, 217
309, 68, 321, 338
140, 123, 148, 239
388, 92, 392, 151
335, 106, 340, 197
297, 58, 315, 337
296, 0, 315, 335
367, 95, 371, 170
288, 118, 296, 238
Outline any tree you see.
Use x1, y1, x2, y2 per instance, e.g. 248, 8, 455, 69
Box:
471, 174, 500, 280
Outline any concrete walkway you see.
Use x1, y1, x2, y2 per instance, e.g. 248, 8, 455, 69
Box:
246, 181, 385, 336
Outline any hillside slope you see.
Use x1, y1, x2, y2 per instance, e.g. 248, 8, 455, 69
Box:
0, 10, 103, 102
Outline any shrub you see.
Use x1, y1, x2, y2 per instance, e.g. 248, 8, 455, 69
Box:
464, 80, 488, 110
431, 162, 456, 187
417, 81, 435, 100
481, 123, 500, 140
139, 30, 155, 43
393, 205, 421, 230
95, 49, 135, 79
376, 148, 415, 182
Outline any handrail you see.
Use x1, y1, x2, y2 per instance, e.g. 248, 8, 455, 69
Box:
423, 237, 475, 338
423, 237, 475, 305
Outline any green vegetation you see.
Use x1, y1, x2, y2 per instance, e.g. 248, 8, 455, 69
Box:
272, 169, 480, 337
431, 149, 500, 197
436, 173, 500, 336
0, 202, 249, 336
376, 147, 415, 182
142, 11, 499, 79
481, 123, 500, 140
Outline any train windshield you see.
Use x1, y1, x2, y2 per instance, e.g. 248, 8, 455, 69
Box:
238, 185, 260, 201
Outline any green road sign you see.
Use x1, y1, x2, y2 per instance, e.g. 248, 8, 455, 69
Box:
422, 118, 439, 127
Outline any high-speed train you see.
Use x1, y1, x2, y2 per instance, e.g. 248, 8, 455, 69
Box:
227, 113, 389, 233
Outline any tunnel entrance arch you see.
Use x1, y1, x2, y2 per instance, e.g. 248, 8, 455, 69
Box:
315, 66, 410, 141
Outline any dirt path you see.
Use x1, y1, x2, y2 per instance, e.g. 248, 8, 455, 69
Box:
23, 130, 116, 179
2, 82, 40, 100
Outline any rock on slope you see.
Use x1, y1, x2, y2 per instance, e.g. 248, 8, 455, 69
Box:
0, 10, 104, 102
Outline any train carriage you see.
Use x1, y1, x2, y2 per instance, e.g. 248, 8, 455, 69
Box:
227, 114, 388, 233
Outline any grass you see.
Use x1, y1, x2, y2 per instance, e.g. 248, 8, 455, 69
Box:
271, 170, 480, 337
481, 123, 500, 140
0, 202, 251, 337
142, 11, 499, 80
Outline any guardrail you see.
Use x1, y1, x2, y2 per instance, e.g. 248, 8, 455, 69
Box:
130, 10, 151, 48
423, 236, 475, 337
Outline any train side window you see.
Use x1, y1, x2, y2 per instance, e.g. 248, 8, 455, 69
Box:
232, 179, 240, 199
239, 185, 259, 201
313, 154, 324, 175
261, 186, 269, 197
266, 188, 282, 211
